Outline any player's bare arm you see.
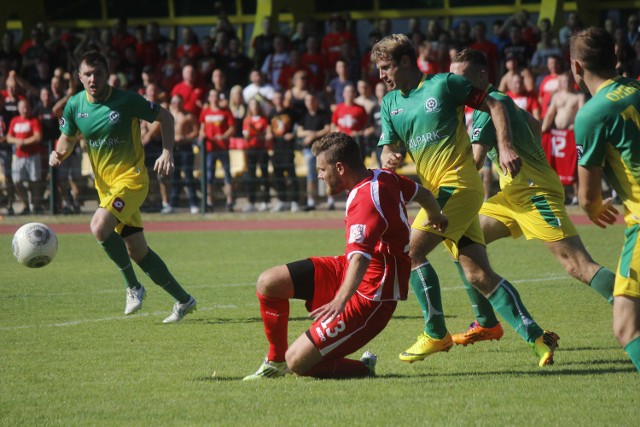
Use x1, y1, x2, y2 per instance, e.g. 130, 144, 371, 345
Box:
472, 143, 489, 170
309, 253, 371, 323
49, 132, 77, 167
578, 165, 619, 228
413, 185, 448, 233
154, 106, 176, 177
380, 144, 404, 170
484, 96, 521, 177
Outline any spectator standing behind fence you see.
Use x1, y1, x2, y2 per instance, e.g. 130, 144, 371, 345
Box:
296, 93, 331, 211
322, 14, 357, 73
301, 36, 327, 93
364, 81, 387, 167
283, 70, 312, 120
171, 64, 205, 118
199, 88, 235, 212
541, 72, 585, 205
221, 37, 253, 89
141, 83, 169, 213
242, 98, 270, 212
33, 87, 59, 208
261, 35, 291, 92
7, 99, 43, 215
0, 95, 14, 215
243, 69, 275, 115
268, 91, 300, 212
331, 84, 368, 162
326, 60, 354, 110
505, 73, 541, 120
168, 94, 200, 214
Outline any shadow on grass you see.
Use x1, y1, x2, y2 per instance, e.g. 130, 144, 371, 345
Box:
194, 362, 637, 383
189, 316, 311, 325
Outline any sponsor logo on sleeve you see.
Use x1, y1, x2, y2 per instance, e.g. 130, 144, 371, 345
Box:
108, 111, 120, 124
112, 197, 125, 212
59, 117, 66, 128
349, 224, 366, 244
576, 145, 583, 160
472, 128, 482, 139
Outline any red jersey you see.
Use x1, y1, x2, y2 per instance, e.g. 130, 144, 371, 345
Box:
321, 31, 357, 68
8, 116, 41, 158
332, 103, 368, 136
301, 52, 328, 91
242, 115, 269, 149
171, 82, 205, 116
538, 73, 560, 118
506, 91, 540, 116
199, 106, 234, 152
344, 169, 418, 301
541, 128, 577, 185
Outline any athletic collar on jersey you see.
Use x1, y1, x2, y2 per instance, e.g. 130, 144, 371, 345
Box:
596, 76, 621, 94
85, 86, 113, 104
402, 74, 427, 96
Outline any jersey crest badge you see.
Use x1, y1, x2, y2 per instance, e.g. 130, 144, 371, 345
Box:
424, 97, 441, 114
108, 111, 120, 124
349, 224, 366, 244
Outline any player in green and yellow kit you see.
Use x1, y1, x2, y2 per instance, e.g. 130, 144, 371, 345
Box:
50, 50, 196, 323
571, 27, 640, 372
372, 34, 558, 367
448, 49, 614, 346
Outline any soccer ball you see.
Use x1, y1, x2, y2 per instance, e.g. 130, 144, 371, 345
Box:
12, 223, 58, 268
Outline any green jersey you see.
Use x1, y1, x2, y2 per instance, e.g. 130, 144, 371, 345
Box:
379, 73, 484, 194
575, 77, 640, 223
60, 87, 160, 192
470, 86, 564, 201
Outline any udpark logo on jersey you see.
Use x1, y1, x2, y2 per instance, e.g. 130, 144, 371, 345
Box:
349, 224, 366, 244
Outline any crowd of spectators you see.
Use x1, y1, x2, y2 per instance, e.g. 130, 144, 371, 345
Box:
0, 10, 636, 215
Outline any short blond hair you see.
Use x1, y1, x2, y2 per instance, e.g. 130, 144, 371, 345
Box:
370, 34, 417, 65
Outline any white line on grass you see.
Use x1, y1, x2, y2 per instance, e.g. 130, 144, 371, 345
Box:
0, 304, 236, 331
1, 274, 572, 332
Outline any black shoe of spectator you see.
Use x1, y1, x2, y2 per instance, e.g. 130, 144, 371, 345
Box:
19, 207, 31, 215
327, 203, 336, 211
225, 203, 234, 212
303, 205, 316, 212
7, 207, 15, 216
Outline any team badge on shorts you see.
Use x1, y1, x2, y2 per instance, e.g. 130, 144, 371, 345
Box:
576, 145, 583, 160
112, 197, 125, 212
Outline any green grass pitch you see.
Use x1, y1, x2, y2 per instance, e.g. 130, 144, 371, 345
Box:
0, 224, 637, 426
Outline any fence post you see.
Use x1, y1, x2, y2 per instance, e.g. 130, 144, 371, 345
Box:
200, 139, 207, 214
48, 140, 56, 215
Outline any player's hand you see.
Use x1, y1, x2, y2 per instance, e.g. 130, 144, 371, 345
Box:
380, 150, 403, 170
49, 150, 65, 167
309, 298, 346, 324
424, 212, 448, 233
589, 197, 619, 229
499, 146, 522, 177
154, 149, 175, 177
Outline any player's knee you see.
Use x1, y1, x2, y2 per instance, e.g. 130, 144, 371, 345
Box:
256, 269, 281, 296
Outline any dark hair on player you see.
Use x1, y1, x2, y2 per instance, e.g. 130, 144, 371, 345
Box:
570, 27, 617, 75
312, 132, 364, 170
78, 50, 108, 72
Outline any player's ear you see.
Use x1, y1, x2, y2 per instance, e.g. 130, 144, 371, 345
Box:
336, 161, 346, 175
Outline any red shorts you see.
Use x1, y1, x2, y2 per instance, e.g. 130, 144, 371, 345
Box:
306, 256, 397, 358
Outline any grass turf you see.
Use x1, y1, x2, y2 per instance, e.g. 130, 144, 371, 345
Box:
0, 224, 636, 426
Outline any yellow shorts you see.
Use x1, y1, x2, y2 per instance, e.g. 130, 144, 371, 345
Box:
480, 191, 577, 242
412, 186, 485, 260
97, 180, 148, 234
614, 224, 640, 298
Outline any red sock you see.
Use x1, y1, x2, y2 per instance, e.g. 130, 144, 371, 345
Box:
302, 358, 370, 379
258, 292, 289, 362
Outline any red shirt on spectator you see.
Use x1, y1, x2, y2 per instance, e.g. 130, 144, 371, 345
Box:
171, 82, 205, 117
242, 115, 269, 149
331, 103, 368, 136
506, 90, 541, 117
322, 31, 357, 70
8, 116, 41, 157
538, 73, 560, 118
469, 40, 500, 85
176, 43, 204, 62
199, 106, 234, 152
301, 51, 328, 91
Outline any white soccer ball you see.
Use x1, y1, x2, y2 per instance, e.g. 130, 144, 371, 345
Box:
12, 223, 58, 268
